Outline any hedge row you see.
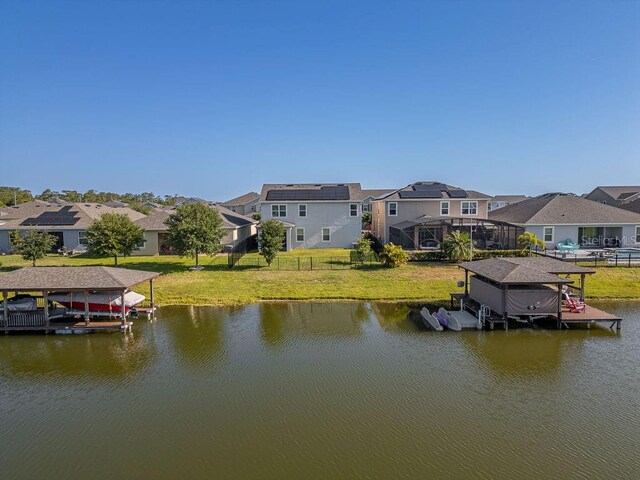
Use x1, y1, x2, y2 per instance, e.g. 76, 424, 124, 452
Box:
407, 249, 528, 262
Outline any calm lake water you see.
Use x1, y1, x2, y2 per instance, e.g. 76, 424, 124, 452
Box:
1, 301, 639, 479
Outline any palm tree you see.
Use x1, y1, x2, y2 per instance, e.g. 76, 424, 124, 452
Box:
442, 230, 473, 261
517, 232, 545, 254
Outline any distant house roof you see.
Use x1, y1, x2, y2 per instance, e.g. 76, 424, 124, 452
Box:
135, 204, 255, 231
587, 186, 640, 201
259, 183, 364, 202
620, 198, 640, 214
0, 266, 160, 292
0, 201, 146, 229
379, 182, 491, 201
490, 195, 529, 203
221, 192, 259, 207
360, 189, 395, 200
458, 257, 594, 285
488, 193, 640, 225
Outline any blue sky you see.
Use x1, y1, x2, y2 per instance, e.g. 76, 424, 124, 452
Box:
1, 0, 639, 201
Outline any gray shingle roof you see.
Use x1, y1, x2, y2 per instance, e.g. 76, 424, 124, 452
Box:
221, 192, 259, 207
620, 198, 640, 214
380, 182, 491, 201
490, 195, 529, 203
0, 266, 160, 292
0, 201, 145, 229
259, 183, 364, 202
458, 257, 593, 285
590, 186, 640, 201
488, 193, 640, 225
134, 204, 255, 231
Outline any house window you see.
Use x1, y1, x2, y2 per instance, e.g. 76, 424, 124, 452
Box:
362, 203, 371, 213
322, 228, 331, 242
440, 201, 450, 216
350, 204, 358, 217
271, 204, 287, 217
543, 227, 554, 243
635, 226, 640, 243
298, 204, 307, 217
388, 202, 397, 216
78, 231, 89, 246
461, 201, 477, 215
296, 228, 305, 242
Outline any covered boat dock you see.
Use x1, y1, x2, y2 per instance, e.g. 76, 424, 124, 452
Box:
1, 266, 160, 334
455, 257, 621, 330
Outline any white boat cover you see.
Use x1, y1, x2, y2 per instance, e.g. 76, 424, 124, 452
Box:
49, 291, 145, 307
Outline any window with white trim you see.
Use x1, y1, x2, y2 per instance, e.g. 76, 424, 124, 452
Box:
388, 202, 397, 216
543, 226, 554, 243
78, 231, 89, 246
271, 204, 287, 217
296, 228, 305, 242
440, 201, 450, 216
461, 201, 477, 215
298, 204, 307, 217
350, 203, 358, 217
322, 228, 331, 242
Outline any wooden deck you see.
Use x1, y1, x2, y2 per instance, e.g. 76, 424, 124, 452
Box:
4, 320, 132, 333
553, 305, 621, 330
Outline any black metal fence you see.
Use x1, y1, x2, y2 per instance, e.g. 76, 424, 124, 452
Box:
228, 252, 379, 270
535, 250, 640, 268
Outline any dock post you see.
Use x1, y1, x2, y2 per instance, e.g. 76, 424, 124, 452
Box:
556, 285, 563, 329
149, 279, 155, 320
84, 290, 90, 327
580, 274, 585, 302
3, 291, 8, 333
43, 291, 50, 333
121, 291, 126, 329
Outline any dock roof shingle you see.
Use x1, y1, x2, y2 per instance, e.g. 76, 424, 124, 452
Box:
0, 266, 160, 292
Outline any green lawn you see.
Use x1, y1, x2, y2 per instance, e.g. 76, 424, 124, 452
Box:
1, 252, 638, 306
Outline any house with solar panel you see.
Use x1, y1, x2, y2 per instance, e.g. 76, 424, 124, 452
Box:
370, 182, 522, 250
258, 183, 373, 250
0, 201, 146, 254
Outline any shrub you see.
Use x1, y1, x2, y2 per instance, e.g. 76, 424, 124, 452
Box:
442, 230, 473, 261
517, 232, 545, 253
352, 237, 372, 264
379, 243, 408, 268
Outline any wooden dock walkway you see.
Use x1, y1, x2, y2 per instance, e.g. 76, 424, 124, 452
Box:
552, 305, 622, 331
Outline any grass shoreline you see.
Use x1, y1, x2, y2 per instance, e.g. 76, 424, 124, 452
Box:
1, 252, 638, 307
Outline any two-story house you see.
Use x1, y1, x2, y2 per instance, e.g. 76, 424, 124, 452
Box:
259, 183, 367, 250
584, 186, 640, 207
371, 181, 504, 249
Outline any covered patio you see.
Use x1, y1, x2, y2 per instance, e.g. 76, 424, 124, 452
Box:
388, 217, 524, 250
1, 266, 160, 334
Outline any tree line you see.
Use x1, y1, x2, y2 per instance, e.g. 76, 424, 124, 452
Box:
0, 186, 203, 214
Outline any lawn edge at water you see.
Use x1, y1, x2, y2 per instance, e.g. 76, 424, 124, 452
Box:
1, 253, 638, 307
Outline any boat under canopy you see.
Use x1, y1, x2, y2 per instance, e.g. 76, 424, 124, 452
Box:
49, 291, 145, 313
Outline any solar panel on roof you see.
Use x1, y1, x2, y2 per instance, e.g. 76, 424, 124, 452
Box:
448, 189, 468, 198
265, 186, 350, 201
20, 207, 81, 226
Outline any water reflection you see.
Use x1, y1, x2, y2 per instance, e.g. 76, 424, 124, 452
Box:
160, 305, 227, 369
0, 332, 154, 382
370, 302, 418, 332
258, 302, 368, 348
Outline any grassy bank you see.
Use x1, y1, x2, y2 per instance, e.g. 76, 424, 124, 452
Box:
1, 252, 638, 306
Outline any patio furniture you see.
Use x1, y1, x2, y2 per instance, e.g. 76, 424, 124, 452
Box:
557, 239, 580, 253
563, 294, 586, 313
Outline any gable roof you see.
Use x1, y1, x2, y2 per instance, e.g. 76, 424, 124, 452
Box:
458, 257, 593, 285
135, 204, 255, 231
259, 183, 364, 202
0, 266, 160, 292
379, 182, 490, 201
0, 201, 146, 229
488, 193, 640, 225
620, 198, 640, 214
490, 195, 529, 203
588, 186, 640, 201
221, 191, 259, 207
360, 189, 395, 200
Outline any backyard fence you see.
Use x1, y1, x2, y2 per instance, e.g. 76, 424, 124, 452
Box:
535, 250, 640, 268
228, 252, 379, 271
